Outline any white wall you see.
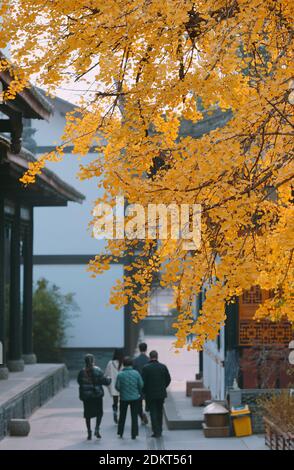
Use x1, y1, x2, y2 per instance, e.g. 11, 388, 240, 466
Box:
33, 152, 106, 255
34, 104, 67, 145
33, 264, 124, 348
203, 327, 225, 400
32, 96, 124, 349
33, 98, 106, 255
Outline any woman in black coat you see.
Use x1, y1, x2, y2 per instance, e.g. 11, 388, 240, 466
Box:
77, 354, 111, 440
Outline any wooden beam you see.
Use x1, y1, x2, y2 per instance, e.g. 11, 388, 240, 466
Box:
22, 208, 34, 357
0, 199, 7, 366
0, 114, 23, 154
8, 204, 22, 361
0, 119, 12, 132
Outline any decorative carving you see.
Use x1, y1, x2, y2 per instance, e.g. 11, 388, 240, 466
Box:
242, 286, 262, 304
239, 320, 293, 346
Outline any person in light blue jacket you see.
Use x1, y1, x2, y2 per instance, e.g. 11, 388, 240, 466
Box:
115, 356, 144, 439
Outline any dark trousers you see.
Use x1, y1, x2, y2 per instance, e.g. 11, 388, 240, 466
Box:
112, 395, 119, 411
95, 399, 103, 429
138, 398, 145, 419
118, 399, 139, 438
148, 399, 164, 436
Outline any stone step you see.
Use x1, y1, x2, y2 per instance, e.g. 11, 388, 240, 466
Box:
164, 390, 204, 430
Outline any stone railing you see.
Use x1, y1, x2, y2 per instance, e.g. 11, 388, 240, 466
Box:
0, 364, 69, 440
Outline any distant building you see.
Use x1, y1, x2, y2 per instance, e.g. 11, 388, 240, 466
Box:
179, 104, 293, 399
199, 287, 293, 400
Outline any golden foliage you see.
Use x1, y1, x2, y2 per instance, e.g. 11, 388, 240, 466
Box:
2, 0, 293, 348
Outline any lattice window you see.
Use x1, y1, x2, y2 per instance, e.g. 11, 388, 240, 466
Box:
242, 286, 262, 304
239, 320, 293, 346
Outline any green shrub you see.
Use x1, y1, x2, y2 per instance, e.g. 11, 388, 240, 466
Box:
33, 278, 79, 363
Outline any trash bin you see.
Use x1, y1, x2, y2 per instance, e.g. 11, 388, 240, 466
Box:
231, 405, 252, 437
204, 402, 229, 427
202, 402, 230, 437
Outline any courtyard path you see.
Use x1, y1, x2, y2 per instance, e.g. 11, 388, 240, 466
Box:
0, 336, 267, 450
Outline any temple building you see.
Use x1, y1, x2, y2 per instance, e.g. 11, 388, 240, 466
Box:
177, 101, 293, 399
0, 59, 84, 378
199, 287, 294, 400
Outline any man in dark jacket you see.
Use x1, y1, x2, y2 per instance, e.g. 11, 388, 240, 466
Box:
133, 342, 149, 425
133, 342, 149, 374
142, 350, 171, 438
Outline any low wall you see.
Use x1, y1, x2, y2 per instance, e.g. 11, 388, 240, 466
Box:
60, 348, 114, 376
229, 388, 284, 434
0, 364, 69, 440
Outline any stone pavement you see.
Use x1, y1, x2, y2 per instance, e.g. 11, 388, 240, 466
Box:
144, 335, 199, 392
0, 336, 268, 450
0, 379, 267, 450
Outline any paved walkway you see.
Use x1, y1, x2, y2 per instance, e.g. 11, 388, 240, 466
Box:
144, 336, 199, 392
0, 336, 267, 450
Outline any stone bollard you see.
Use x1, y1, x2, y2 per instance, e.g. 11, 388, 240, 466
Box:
191, 388, 211, 406
186, 380, 203, 397
9, 419, 30, 436
0, 367, 9, 380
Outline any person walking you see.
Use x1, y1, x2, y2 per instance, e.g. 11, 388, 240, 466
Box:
77, 354, 111, 440
133, 342, 149, 425
115, 356, 143, 440
105, 348, 124, 423
142, 350, 171, 438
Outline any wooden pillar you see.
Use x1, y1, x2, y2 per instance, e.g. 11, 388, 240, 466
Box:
7, 203, 24, 372
22, 208, 36, 364
0, 199, 9, 378
224, 299, 240, 390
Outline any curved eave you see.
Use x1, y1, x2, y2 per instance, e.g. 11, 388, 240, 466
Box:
8, 150, 85, 205
0, 52, 53, 121
0, 136, 85, 206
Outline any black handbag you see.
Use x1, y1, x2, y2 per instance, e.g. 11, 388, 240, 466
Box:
92, 384, 104, 398
79, 366, 111, 401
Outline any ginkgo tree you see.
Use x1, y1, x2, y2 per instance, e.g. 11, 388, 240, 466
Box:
0, 0, 293, 349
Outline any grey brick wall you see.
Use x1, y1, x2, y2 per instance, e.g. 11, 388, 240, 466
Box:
0, 365, 69, 440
